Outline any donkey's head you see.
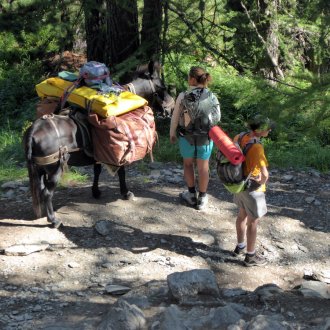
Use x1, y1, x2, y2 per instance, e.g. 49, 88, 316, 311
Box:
125, 61, 175, 117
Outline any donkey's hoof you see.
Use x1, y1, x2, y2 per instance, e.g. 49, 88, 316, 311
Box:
51, 219, 62, 229
123, 191, 134, 200
92, 188, 102, 199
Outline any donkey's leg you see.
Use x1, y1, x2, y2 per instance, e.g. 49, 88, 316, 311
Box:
92, 163, 102, 198
41, 166, 63, 228
118, 166, 134, 200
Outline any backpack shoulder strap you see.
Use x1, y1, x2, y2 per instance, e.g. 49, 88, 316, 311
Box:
238, 132, 261, 156
237, 132, 249, 147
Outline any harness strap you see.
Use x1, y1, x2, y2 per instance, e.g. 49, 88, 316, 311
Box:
145, 125, 155, 162
69, 110, 94, 158
129, 111, 155, 162
34, 114, 81, 166
33, 146, 81, 166
126, 80, 158, 101
81, 72, 109, 80
120, 121, 136, 164
60, 76, 84, 110
126, 83, 136, 94
48, 115, 61, 139
148, 79, 156, 93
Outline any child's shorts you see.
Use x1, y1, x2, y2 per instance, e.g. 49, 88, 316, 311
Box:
233, 190, 267, 219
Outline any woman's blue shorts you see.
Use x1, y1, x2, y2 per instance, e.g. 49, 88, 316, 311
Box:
179, 137, 214, 160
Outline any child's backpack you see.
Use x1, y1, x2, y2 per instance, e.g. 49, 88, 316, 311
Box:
216, 132, 261, 193
180, 88, 219, 145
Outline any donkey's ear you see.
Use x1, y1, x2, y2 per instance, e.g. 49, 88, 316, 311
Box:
148, 60, 155, 75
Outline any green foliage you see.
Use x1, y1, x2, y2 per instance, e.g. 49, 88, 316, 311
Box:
152, 117, 181, 162
0, 127, 89, 185
59, 167, 89, 187
0, 60, 42, 129
0, 166, 27, 184
153, 135, 181, 163
266, 139, 330, 172
0, 1, 84, 130
163, 52, 330, 172
0, 0, 329, 176
0, 0, 81, 60
0, 129, 27, 183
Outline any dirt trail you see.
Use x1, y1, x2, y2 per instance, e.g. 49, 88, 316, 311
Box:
0, 162, 329, 329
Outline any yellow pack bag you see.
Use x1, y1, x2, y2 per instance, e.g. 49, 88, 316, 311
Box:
35, 77, 148, 118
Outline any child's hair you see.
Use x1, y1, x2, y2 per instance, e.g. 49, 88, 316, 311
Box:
189, 66, 211, 87
247, 115, 275, 131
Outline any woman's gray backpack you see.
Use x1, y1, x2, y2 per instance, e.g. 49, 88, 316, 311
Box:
180, 88, 220, 145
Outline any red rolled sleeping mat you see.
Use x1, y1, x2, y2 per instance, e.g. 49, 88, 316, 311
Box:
209, 126, 245, 165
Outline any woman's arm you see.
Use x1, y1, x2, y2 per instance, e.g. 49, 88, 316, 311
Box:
211, 93, 221, 124
169, 93, 184, 144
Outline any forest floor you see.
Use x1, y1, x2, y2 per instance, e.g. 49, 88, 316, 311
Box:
0, 160, 329, 329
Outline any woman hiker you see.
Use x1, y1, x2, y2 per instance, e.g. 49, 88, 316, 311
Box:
170, 66, 221, 210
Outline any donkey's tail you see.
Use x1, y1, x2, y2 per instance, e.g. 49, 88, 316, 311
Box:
23, 124, 43, 218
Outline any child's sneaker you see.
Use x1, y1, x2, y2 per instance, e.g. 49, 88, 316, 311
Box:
244, 253, 267, 267
179, 190, 197, 206
233, 245, 246, 256
196, 194, 208, 210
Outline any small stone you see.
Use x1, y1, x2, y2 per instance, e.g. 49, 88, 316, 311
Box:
101, 263, 112, 268
68, 262, 80, 268
105, 284, 131, 295
276, 242, 285, 249
296, 189, 306, 193
32, 305, 42, 312
1, 181, 21, 189
305, 196, 315, 203
95, 220, 111, 236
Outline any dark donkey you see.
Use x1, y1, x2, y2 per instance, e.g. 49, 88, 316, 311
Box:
24, 61, 174, 228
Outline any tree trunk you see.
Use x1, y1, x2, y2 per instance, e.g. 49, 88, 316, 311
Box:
141, 0, 163, 60
58, 0, 74, 51
261, 0, 284, 79
83, 0, 107, 63
105, 0, 139, 66
240, 0, 284, 79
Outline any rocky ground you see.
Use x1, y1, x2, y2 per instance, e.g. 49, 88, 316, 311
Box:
0, 161, 329, 329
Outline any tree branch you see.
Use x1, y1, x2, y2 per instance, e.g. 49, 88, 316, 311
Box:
267, 77, 305, 91
240, 0, 284, 78
165, 0, 245, 73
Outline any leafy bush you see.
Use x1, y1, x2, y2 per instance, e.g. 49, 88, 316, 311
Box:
153, 135, 181, 163
0, 61, 42, 129
0, 129, 27, 183
266, 139, 330, 171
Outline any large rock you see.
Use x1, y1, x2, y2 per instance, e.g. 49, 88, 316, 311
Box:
246, 314, 288, 330
298, 281, 330, 299
167, 269, 220, 304
97, 300, 146, 330
159, 304, 243, 330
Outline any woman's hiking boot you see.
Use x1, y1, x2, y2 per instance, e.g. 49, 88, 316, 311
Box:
179, 190, 197, 206
196, 194, 208, 210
